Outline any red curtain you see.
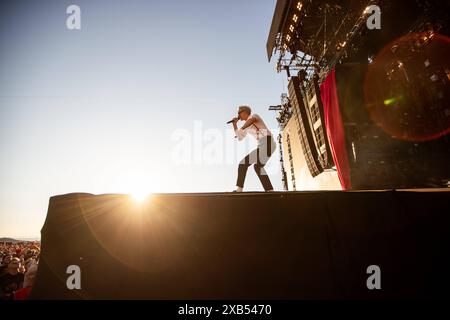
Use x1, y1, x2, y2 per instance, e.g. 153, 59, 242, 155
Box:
320, 68, 352, 190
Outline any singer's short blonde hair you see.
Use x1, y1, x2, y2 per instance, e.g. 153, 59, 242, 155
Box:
238, 105, 252, 115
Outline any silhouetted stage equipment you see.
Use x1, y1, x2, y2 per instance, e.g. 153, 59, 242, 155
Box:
267, 0, 450, 190
284, 64, 450, 189
335, 63, 450, 189
31, 190, 450, 299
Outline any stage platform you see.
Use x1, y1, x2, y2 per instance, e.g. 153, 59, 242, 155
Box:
30, 189, 450, 299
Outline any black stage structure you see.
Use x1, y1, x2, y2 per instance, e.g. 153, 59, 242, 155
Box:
31, 190, 450, 299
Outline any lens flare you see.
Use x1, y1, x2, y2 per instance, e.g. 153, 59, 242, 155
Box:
364, 32, 450, 142
383, 96, 403, 106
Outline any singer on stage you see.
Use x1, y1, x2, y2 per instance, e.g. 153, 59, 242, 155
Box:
231, 106, 276, 192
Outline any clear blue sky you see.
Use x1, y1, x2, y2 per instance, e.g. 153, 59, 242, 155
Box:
0, 0, 285, 238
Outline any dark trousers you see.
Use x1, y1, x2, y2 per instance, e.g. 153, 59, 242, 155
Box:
236, 135, 276, 191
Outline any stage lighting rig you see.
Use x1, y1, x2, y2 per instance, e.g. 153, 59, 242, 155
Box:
268, 0, 380, 82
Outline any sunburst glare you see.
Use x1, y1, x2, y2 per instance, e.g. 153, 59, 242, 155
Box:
130, 191, 151, 202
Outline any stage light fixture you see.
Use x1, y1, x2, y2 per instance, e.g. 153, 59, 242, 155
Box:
286, 35, 291, 42
289, 25, 294, 32
293, 14, 298, 23
297, 2, 303, 11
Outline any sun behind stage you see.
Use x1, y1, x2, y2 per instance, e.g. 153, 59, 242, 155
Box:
130, 191, 151, 202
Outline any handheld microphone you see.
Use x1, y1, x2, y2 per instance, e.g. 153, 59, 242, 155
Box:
227, 116, 239, 124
